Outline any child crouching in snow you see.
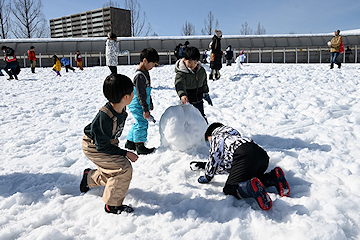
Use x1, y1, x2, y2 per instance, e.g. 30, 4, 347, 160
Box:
80, 74, 139, 214
52, 55, 61, 76
191, 122, 290, 210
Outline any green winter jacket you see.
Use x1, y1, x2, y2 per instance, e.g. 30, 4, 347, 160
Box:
84, 102, 128, 156
174, 59, 209, 104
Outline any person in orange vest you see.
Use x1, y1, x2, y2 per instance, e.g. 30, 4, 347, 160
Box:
27, 46, 36, 73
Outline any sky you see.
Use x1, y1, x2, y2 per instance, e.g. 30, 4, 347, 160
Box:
42, 0, 360, 37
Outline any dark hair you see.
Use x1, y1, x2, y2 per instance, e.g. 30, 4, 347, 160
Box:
184, 41, 189, 45
140, 47, 159, 63
103, 74, 134, 103
108, 32, 117, 39
1, 46, 7, 50
30, 46, 35, 49
204, 122, 224, 141
184, 46, 200, 60
52, 55, 58, 59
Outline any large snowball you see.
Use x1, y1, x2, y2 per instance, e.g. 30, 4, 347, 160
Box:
159, 104, 208, 151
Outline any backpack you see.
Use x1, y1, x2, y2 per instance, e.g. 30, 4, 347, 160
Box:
339, 39, 344, 54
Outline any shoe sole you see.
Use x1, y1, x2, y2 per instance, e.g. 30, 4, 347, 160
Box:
80, 168, 91, 193
275, 167, 290, 197
250, 178, 272, 210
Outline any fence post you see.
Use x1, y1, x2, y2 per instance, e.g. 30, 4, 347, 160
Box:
308, 47, 310, 64
284, 48, 286, 63
99, 52, 102, 66
70, 53, 72, 67
355, 45, 358, 63
320, 47, 322, 63
168, 51, 171, 65
127, 52, 130, 65
296, 47, 298, 64
39, 53, 42, 67
85, 52, 88, 67
259, 48, 261, 63
343, 49, 345, 63
23, 53, 26, 67
271, 48, 274, 63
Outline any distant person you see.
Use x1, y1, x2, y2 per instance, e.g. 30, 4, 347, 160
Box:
191, 122, 290, 211
75, 51, 84, 70
27, 46, 36, 73
327, 29, 342, 69
209, 29, 222, 80
174, 43, 182, 60
52, 55, 61, 76
202, 49, 209, 63
225, 45, 235, 66
178, 41, 189, 59
105, 32, 129, 75
345, 46, 352, 62
175, 46, 212, 122
1, 45, 19, 80
125, 48, 159, 155
236, 50, 247, 66
80, 74, 138, 214
60, 57, 75, 72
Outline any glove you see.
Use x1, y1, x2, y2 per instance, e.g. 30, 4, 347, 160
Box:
198, 176, 209, 184
190, 161, 206, 171
203, 94, 213, 106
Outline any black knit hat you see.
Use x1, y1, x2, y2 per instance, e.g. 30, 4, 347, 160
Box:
204, 122, 224, 141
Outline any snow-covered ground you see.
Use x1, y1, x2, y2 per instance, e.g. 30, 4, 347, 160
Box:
0, 62, 360, 240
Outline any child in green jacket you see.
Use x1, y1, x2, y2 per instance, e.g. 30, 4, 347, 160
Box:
80, 74, 139, 214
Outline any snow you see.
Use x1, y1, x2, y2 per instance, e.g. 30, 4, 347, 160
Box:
1, 62, 360, 240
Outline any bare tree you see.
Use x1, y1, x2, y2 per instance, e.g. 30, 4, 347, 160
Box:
181, 21, 195, 36
240, 21, 253, 35
0, 0, 11, 38
10, 0, 48, 38
255, 22, 266, 35
201, 11, 218, 35
103, 0, 121, 8
125, 0, 152, 36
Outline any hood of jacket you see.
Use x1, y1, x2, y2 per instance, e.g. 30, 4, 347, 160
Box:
175, 58, 202, 74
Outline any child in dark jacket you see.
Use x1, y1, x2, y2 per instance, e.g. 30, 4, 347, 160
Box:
125, 48, 159, 155
175, 46, 212, 122
191, 122, 290, 210
80, 74, 138, 214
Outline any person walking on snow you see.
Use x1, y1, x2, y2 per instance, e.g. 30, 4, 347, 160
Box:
209, 29, 222, 80
328, 29, 342, 69
105, 32, 129, 75
191, 122, 290, 210
27, 46, 36, 73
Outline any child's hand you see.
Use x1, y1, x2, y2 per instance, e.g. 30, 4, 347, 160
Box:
181, 96, 189, 104
126, 151, 138, 162
143, 111, 150, 120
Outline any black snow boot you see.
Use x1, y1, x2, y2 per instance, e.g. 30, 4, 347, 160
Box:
330, 63, 334, 69
31, 67, 35, 73
125, 140, 136, 150
136, 142, 155, 155
259, 167, 290, 197
105, 204, 134, 214
237, 177, 272, 210
337, 62, 341, 69
80, 168, 91, 193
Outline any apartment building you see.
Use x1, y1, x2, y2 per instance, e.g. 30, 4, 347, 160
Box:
50, 7, 131, 38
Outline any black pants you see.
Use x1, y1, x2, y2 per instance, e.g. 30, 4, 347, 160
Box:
223, 142, 269, 198
65, 65, 75, 72
109, 66, 117, 74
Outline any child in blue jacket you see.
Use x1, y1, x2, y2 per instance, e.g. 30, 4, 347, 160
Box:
125, 48, 159, 155
60, 57, 75, 72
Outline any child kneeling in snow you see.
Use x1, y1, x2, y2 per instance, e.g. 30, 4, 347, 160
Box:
191, 122, 290, 210
80, 74, 139, 214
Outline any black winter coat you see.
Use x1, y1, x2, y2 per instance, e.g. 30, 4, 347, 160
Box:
210, 35, 222, 70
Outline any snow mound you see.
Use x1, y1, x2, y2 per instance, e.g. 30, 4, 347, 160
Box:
159, 104, 208, 151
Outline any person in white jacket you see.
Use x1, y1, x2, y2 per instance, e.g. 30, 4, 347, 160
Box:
106, 33, 129, 74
